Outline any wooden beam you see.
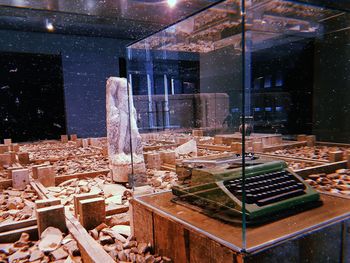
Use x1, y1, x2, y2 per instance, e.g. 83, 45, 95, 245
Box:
78, 198, 105, 230
55, 169, 110, 185
65, 210, 115, 263
36, 204, 67, 236
0, 218, 37, 233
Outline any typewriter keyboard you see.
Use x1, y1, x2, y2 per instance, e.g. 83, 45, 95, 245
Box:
223, 170, 306, 206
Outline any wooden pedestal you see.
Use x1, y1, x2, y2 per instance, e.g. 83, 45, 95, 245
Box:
131, 192, 350, 263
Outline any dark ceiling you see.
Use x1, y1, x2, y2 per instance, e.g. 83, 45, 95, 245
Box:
0, 0, 348, 40
0, 0, 222, 39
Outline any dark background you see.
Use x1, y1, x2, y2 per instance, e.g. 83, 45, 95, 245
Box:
0, 52, 66, 142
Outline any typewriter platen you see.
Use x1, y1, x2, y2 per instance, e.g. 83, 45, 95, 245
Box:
172, 155, 321, 225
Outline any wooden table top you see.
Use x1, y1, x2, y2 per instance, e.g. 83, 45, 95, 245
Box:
135, 191, 350, 253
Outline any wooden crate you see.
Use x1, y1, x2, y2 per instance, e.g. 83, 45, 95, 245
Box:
131, 191, 350, 263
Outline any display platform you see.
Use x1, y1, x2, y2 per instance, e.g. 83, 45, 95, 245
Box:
131, 191, 350, 262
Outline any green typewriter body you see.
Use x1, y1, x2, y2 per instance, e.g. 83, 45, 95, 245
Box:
173, 159, 321, 225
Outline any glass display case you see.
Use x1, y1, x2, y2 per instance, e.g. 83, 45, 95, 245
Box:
127, 0, 350, 255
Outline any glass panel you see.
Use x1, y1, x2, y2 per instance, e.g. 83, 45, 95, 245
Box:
127, 0, 248, 248
246, 0, 350, 253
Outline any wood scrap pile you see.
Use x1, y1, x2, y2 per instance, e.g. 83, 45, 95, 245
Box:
0, 185, 38, 225
0, 227, 82, 262
305, 169, 350, 196
89, 223, 172, 263
46, 176, 129, 211
29, 147, 101, 161
54, 156, 109, 176
19, 142, 76, 152
267, 146, 347, 161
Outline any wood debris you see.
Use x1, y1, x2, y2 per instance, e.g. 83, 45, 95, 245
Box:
89, 223, 172, 263
0, 185, 38, 224
0, 228, 82, 262
305, 169, 350, 196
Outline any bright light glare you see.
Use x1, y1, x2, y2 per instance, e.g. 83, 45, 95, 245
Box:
167, 0, 177, 8
46, 20, 54, 31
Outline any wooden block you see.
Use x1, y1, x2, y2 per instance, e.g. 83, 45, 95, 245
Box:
82, 139, 89, 148
231, 142, 242, 153
8, 151, 16, 163
144, 152, 161, 169
297, 134, 307, 142
37, 166, 55, 187
32, 164, 46, 179
213, 136, 223, 145
306, 135, 316, 147
4, 139, 12, 145
329, 151, 343, 162
70, 134, 78, 141
252, 142, 263, 152
90, 138, 100, 147
102, 147, 108, 156
36, 204, 67, 236
0, 153, 12, 167
75, 139, 83, 147
10, 143, 19, 152
74, 193, 99, 217
35, 198, 61, 209
18, 152, 30, 165
192, 129, 203, 137
0, 144, 9, 154
61, 135, 68, 143
160, 151, 176, 165
12, 169, 29, 190
78, 197, 106, 230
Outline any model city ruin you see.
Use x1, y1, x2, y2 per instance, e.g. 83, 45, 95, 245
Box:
1, 77, 350, 262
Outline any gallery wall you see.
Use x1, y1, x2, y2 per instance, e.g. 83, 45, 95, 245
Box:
0, 29, 130, 140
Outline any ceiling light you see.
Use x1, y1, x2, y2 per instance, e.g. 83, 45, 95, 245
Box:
167, 0, 177, 8
45, 19, 54, 32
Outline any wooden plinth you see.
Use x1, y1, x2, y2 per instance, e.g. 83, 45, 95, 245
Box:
131, 191, 350, 262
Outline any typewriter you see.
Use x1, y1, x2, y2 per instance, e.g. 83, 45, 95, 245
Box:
173, 157, 321, 225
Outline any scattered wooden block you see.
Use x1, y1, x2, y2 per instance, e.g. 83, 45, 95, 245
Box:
160, 151, 176, 165
329, 151, 343, 162
0, 144, 9, 154
74, 193, 99, 217
213, 136, 223, 145
0, 153, 12, 167
4, 139, 12, 145
12, 169, 29, 190
102, 147, 108, 156
297, 134, 307, 142
70, 134, 78, 141
8, 151, 16, 163
82, 139, 89, 148
75, 139, 83, 147
89, 138, 99, 147
35, 198, 61, 209
10, 144, 19, 152
18, 152, 30, 165
306, 135, 316, 147
231, 142, 242, 153
78, 197, 106, 230
36, 204, 67, 236
31, 164, 46, 179
252, 142, 263, 152
192, 129, 203, 137
61, 135, 68, 143
144, 152, 161, 169
37, 166, 55, 187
